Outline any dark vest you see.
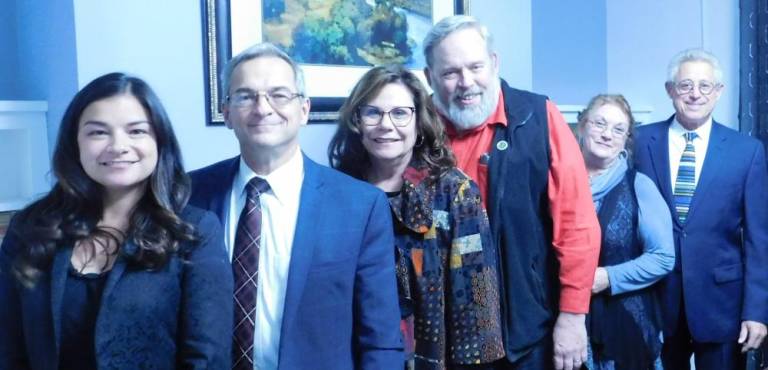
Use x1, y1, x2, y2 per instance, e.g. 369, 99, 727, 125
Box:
487, 80, 555, 360
588, 171, 662, 369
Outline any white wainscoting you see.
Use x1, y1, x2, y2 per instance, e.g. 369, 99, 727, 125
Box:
558, 104, 654, 125
0, 101, 51, 211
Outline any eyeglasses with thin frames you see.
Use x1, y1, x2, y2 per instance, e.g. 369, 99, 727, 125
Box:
673, 79, 720, 96
588, 119, 629, 138
358, 105, 415, 127
227, 89, 304, 109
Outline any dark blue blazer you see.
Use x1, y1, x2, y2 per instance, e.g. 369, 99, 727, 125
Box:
635, 117, 768, 342
0, 206, 234, 369
188, 154, 404, 370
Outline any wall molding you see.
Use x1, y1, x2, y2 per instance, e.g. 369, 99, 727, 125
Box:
0, 100, 51, 211
558, 104, 654, 124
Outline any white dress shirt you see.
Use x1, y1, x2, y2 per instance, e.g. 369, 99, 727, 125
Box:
225, 149, 304, 370
668, 117, 712, 191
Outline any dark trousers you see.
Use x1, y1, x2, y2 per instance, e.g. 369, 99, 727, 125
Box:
661, 301, 743, 370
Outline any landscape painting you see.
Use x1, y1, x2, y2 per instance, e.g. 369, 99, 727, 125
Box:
201, 0, 467, 125
262, 0, 434, 68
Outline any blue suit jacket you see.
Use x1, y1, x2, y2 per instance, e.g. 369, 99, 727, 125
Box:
188, 154, 404, 370
0, 206, 234, 369
635, 117, 768, 342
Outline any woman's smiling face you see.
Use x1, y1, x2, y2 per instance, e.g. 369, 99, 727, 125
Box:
77, 93, 158, 197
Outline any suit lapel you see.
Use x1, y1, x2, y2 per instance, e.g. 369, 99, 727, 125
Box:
50, 247, 71, 358
278, 155, 324, 357
685, 122, 728, 222
647, 119, 675, 211
643, 118, 692, 229
100, 257, 127, 312
209, 157, 240, 223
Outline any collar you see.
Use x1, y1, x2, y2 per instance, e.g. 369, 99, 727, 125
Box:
234, 148, 304, 205
443, 89, 507, 138
388, 161, 438, 234
670, 115, 712, 143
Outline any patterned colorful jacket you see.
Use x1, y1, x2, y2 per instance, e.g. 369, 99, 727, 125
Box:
390, 162, 504, 369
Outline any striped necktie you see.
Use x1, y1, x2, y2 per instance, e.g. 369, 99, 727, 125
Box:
673, 132, 697, 223
232, 177, 270, 370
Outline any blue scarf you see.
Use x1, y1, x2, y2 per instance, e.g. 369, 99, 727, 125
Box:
590, 152, 628, 210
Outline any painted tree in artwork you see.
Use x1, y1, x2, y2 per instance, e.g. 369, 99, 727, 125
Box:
291, 0, 372, 65
366, 0, 411, 60
263, 0, 419, 66
263, 0, 285, 20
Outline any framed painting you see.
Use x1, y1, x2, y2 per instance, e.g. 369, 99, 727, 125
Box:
202, 0, 470, 125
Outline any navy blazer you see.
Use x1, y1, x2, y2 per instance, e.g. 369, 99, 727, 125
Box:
188, 154, 404, 370
635, 117, 768, 342
0, 206, 233, 369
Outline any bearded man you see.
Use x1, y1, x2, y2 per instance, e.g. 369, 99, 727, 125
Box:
423, 16, 601, 370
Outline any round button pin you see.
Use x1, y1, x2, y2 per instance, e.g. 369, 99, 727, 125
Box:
496, 140, 509, 151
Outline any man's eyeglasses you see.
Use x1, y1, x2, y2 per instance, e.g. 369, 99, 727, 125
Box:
673, 79, 720, 96
588, 119, 629, 138
358, 105, 415, 127
227, 89, 303, 109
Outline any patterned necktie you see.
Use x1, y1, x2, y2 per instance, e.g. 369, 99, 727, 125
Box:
232, 177, 270, 370
673, 132, 698, 223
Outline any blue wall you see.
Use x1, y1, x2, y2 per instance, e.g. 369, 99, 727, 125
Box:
473, 1, 533, 90
14, 0, 78, 150
0, 0, 19, 99
606, 0, 703, 124
71, 0, 236, 170
65, 0, 535, 170
532, 0, 607, 105
605, 0, 738, 127
6, 0, 742, 171
703, 0, 739, 128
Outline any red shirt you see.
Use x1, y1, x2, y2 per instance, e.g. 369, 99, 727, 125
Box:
443, 92, 600, 313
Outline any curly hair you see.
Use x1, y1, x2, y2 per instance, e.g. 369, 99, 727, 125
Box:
328, 64, 454, 180
12, 72, 196, 285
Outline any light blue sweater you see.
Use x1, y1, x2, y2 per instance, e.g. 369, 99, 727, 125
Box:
591, 155, 675, 295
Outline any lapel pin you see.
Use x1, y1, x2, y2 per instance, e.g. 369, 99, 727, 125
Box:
496, 140, 509, 151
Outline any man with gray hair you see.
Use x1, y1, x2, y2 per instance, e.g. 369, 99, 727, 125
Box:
188, 42, 403, 370
423, 16, 601, 370
635, 48, 768, 369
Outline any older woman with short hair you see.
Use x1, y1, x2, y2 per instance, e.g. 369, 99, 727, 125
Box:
577, 94, 674, 370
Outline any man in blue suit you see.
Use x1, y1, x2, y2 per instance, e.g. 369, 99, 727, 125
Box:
635, 49, 768, 370
188, 43, 403, 370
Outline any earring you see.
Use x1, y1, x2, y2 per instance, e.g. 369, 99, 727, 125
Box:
620, 149, 629, 158
415, 135, 424, 147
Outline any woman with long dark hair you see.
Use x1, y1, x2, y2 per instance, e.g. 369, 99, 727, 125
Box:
329, 64, 504, 369
0, 72, 232, 369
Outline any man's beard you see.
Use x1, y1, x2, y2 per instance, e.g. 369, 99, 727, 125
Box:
432, 78, 501, 131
